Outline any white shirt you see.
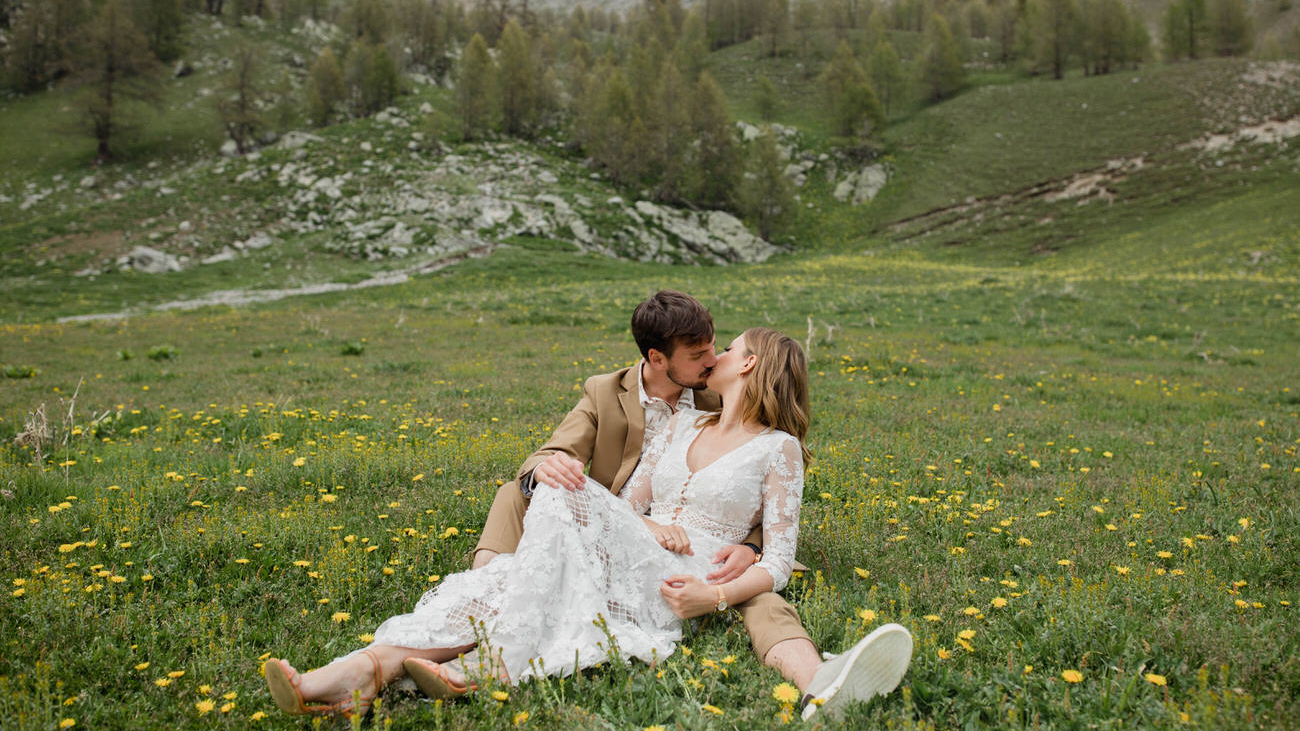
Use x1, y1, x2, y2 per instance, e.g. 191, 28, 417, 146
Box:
628, 361, 695, 485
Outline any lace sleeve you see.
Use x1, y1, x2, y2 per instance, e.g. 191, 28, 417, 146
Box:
619, 411, 681, 515
756, 434, 804, 592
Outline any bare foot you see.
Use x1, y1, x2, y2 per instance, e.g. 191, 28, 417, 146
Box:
294, 654, 380, 707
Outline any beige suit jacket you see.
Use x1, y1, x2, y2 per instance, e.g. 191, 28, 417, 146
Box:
516, 365, 722, 495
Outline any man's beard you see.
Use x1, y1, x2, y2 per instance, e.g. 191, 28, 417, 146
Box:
667, 363, 709, 390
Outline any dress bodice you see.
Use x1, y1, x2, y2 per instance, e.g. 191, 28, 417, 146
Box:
620, 409, 805, 591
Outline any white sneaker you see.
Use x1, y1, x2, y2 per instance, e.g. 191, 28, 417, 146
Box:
801, 623, 913, 721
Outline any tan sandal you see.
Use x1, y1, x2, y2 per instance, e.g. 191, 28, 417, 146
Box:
265, 649, 384, 718
403, 657, 478, 699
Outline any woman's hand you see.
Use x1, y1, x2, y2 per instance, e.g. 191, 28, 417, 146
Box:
643, 518, 693, 555
706, 544, 756, 584
659, 575, 718, 619
533, 453, 586, 491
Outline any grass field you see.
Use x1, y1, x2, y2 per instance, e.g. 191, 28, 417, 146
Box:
2, 16, 1300, 730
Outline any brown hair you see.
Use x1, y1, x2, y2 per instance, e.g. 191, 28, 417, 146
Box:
698, 327, 811, 465
631, 290, 714, 359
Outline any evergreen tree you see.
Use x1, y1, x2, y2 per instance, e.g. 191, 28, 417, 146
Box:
74, 0, 162, 162
394, 0, 450, 72
867, 40, 906, 116
760, 0, 791, 57
2, 0, 89, 92
675, 10, 710, 78
497, 18, 536, 137
132, 0, 184, 63
307, 47, 346, 126
920, 13, 965, 99
346, 0, 390, 44
690, 71, 740, 208
360, 42, 399, 114
1162, 0, 1207, 60
217, 43, 265, 154
989, 0, 1020, 62
739, 128, 795, 240
648, 60, 694, 202
1209, 0, 1252, 56
819, 41, 885, 138
1080, 0, 1128, 74
1033, 0, 1080, 79
456, 32, 498, 140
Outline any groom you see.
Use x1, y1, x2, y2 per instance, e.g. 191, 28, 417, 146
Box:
472, 290, 906, 719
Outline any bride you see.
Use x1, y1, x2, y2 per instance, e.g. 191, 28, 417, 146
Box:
266, 327, 862, 717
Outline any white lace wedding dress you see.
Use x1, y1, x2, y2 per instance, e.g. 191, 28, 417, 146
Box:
358, 408, 804, 683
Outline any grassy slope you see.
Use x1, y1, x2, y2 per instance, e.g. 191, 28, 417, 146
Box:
0, 17, 1299, 731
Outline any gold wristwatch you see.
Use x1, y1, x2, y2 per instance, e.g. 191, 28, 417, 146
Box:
715, 586, 728, 612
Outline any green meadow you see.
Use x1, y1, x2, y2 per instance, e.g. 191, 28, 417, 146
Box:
2, 23, 1299, 731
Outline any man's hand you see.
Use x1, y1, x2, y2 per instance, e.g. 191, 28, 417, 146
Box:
706, 543, 756, 584
660, 575, 716, 619
533, 453, 586, 491
644, 518, 693, 555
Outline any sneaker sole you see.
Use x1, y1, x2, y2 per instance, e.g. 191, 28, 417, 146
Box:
802, 623, 913, 721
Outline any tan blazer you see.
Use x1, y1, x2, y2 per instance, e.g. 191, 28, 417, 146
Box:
516, 365, 722, 495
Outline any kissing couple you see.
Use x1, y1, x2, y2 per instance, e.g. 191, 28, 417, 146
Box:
265, 290, 913, 721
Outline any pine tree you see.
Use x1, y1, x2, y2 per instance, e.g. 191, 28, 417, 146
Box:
307, 47, 346, 126
920, 14, 965, 99
989, 0, 1020, 62
74, 0, 162, 162
456, 33, 498, 140
217, 43, 264, 154
132, 0, 184, 63
760, 0, 791, 57
1162, 0, 1207, 60
2, 0, 88, 92
819, 41, 885, 138
360, 43, 399, 115
649, 60, 694, 202
690, 71, 740, 209
1033, 0, 1080, 79
1209, 0, 1252, 56
739, 128, 795, 241
867, 40, 906, 116
497, 18, 536, 137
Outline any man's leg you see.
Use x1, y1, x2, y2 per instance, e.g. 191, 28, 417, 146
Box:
737, 592, 821, 689
472, 480, 528, 569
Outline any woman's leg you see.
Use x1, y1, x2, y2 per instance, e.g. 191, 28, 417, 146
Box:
291, 643, 475, 705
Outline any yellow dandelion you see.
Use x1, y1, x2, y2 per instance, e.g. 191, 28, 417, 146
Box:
59, 720, 76, 729
937, 648, 952, 660
331, 611, 351, 623
701, 704, 723, 715
167, 671, 185, 679
923, 614, 941, 622
220, 702, 235, 713
1114, 566, 1130, 576
135, 662, 150, 671
1145, 673, 1167, 686
991, 597, 1008, 608
195, 699, 215, 715
412, 473, 425, 482
154, 678, 172, 687
11, 588, 24, 597
198, 684, 212, 695
1062, 670, 1083, 683
492, 690, 509, 702
1157, 551, 1173, 559
853, 567, 870, 579
513, 711, 529, 725
963, 606, 979, 616
222, 692, 238, 700
772, 682, 800, 704
292, 457, 306, 467
1238, 517, 1250, 529
1057, 559, 1072, 566
958, 629, 976, 640
1017, 537, 1033, 546
356, 633, 375, 643
858, 609, 877, 622
141, 574, 154, 582
250, 711, 266, 721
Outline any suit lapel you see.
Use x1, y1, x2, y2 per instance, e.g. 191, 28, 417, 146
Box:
613, 365, 644, 493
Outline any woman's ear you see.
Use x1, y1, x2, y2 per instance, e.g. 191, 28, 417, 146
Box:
738, 354, 757, 375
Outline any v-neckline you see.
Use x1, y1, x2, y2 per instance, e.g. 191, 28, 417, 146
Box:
683, 422, 770, 476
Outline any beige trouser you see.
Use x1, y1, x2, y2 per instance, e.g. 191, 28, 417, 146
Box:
473, 482, 813, 660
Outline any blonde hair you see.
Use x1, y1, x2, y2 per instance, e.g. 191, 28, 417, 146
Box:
698, 327, 811, 465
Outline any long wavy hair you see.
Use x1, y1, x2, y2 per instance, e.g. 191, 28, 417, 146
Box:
697, 327, 811, 465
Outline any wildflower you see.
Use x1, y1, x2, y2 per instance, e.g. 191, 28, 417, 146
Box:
1114, 566, 1130, 576
923, 614, 941, 622
154, 678, 172, 687
1017, 537, 1032, 546
1057, 559, 1072, 566
195, 699, 215, 715
958, 629, 976, 640
222, 692, 237, 700
513, 711, 529, 725
60, 721, 76, 729
962, 606, 979, 616
220, 702, 235, 713
1030, 460, 1041, 469
991, 597, 1008, 608
1145, 673, 1167, 686
292, 457, 306, 467
250, 711, 266, 721
356, 634, 375, 643
441, 527, 459, 539
1062, 670, 1083, 683
135, 662, 150, 671
11, 588, 24, 597
858, 609, 877, 622
773, 682, 800, 703
853, 567, 870, 579
1157, 551, 1173, 559
198, 684, 212, 695
492, 690, 509, 702
140, 574, 154, 582
937, 648, 952, 660
331, 612, 351, 623
167, 671, 185, 679
412, 473, 424, 482
1238, 517, 1250, 529
701, 704, 723, 715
